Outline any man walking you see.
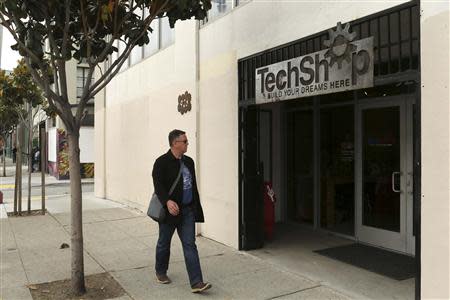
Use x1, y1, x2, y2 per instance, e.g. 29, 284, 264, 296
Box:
152, 129, 211, 293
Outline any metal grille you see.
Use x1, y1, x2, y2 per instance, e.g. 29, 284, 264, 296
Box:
238, 1, 419, 104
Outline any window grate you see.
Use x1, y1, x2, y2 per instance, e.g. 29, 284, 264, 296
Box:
238, 1, 419, 103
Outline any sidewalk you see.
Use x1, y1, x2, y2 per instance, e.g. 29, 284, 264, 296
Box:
0, 192, 351, 300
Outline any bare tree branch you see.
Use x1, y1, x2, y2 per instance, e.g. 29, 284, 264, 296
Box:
91, 43, 133, 97
21, 59, 61, 113
96, 62, 104, 78
61, 0, 72, 61
59, 0, 72, 102
15, 108, 28, 130
43, 8, 67, 103
75, 41, 132, 122
75, 0, 160, 119
48, 58, 61, 97
57, 60, 69, 102
79, 0, 93, 63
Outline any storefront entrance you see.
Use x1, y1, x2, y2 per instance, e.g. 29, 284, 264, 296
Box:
356, 96, 415, 254
237, 1, 420, 297
268, 92, 416, 255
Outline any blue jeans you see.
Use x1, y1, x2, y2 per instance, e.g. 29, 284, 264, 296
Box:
155, 206, 203, 286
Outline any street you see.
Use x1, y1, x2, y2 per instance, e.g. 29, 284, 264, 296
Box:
0, 158, 94, 213
0, 181, 94, 203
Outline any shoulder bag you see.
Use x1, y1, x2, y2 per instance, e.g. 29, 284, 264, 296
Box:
147, 166, 182, 222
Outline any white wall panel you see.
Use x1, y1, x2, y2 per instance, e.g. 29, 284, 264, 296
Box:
80, 127, 95, 163
48, 128, 57, 162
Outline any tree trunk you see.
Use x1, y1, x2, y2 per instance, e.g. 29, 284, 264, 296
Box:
13, 127, 19, 215
67, 129, 86, 295
13, 148, 18, 215
28, 103, 32, 213
40, 128, 46, 215
0, 134, 3, 165
2, 146, 5, 177
17, 124, 22, 215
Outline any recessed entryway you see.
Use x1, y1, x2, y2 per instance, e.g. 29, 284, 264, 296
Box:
249, 224, 415, 299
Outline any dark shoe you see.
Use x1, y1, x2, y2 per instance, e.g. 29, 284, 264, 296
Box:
156, 273, 171, 284
191, 282, 211, 293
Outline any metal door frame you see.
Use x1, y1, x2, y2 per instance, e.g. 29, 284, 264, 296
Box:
355, 95, 414, 254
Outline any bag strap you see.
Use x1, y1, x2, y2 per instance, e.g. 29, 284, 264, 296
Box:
168, 163, 183, 196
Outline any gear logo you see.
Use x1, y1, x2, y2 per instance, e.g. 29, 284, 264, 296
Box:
324, 22, 357, 69
178, 91, 192, 115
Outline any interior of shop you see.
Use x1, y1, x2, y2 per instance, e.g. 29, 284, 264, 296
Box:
242, 83, 417, 299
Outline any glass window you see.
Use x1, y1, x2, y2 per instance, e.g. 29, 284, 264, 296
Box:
320, 105, 355, 235
208, 0, 232, 21
143, 9, 173, 57
144, 18, 160, 57
319, 91, 354, 106
117, 39, 128, 71
357, 82, 416, 100
80, 113, 95, 126
110, 40, 119, 69
76, 67, 94, 101
235, 0, 251, 6
160, 17, 174, 49
110, 12, 177, 69
130, 46, 143, 66
130, 8, 144, 65
284, 96, 313, 111
362, 107, 400, 232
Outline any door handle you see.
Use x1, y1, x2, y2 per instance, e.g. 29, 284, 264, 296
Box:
392, 171, 402, 193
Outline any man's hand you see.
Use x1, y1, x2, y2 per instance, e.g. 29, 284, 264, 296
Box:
167, 200, 180, 216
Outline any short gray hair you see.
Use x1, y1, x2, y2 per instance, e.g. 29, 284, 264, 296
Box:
168, 129, 186, 146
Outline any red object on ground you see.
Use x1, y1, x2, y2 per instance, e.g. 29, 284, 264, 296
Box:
0, 191, 3, 204
263, 181, 276, 240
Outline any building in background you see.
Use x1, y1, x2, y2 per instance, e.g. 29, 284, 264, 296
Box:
46, 60, 95, 179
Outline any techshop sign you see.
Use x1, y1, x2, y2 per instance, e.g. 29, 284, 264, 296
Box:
255, 23, 374, 104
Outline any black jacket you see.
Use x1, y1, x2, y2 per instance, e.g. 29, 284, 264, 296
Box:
152, 150, 204, 224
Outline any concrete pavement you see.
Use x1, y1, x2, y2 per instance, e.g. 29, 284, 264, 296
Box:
0, 192, 352, 300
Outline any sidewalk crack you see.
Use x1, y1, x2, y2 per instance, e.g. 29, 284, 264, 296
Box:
265, 284, 322, 300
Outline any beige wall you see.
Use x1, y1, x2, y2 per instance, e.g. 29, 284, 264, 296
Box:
96, 20, 199, 210
198, 0, 410, 249
421, 1, 450, 299
96, 0, 450, 296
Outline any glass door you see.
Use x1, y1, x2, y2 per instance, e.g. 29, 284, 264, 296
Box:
356, 97, 414, 254
286, 110, 315, 225
240, 106, 264, 250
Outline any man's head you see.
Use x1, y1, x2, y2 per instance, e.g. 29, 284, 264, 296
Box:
169, 129, 189, 155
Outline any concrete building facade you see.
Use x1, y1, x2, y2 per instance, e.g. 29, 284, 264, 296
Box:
95, 1, 450, 298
